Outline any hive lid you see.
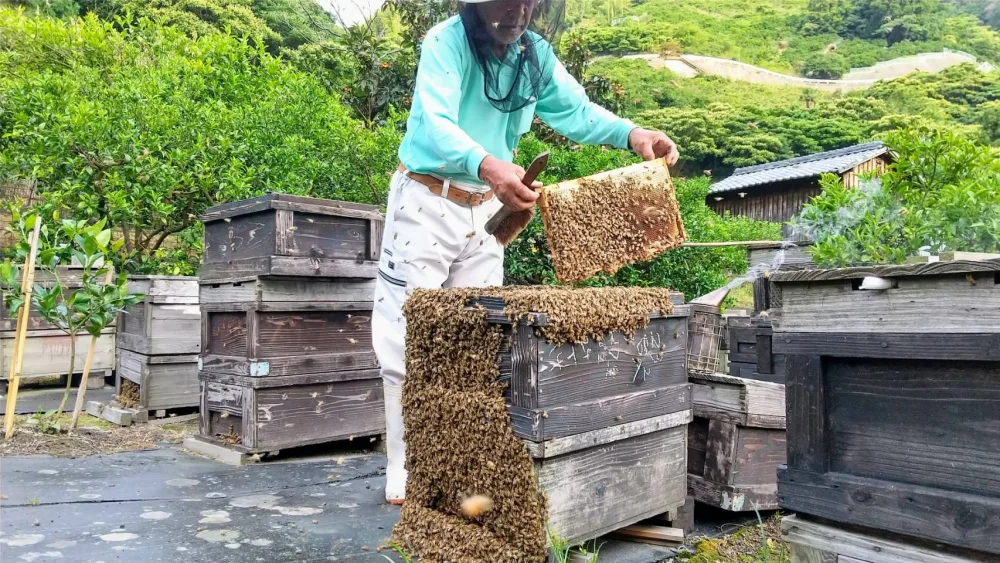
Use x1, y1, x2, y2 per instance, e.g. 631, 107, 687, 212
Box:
770, 258, 1000, 283
201, 193, 383, 223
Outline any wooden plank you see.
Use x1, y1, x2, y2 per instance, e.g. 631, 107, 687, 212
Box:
1, 328, 115, 380
199, 351, 379, 377
199, 278, 376, 305
274, 209, 293, 255
773, 273, 1000, 334
198, 368, 380, 389
270, 199, 383, 222
203, 381, 244, 417
825, 358, 1000, 497
200, 193, 276, 222
286, 213, 368, 260
732, 425, 786, 486
508, 383, 691, 441
508, 325, 538, 408
537, 425, 688, 545
756, 333, 773, 374
206, 312, 247, 357
703, 419, 737, 485
200, 301, 373, 313
785, 355, 827, 473
197, 256, 378, 282
773, 333, 1000, 361
687, 416, 708, 476
203, 212, 276, 264
608, 524, 685, 546
688, 475, 779, 511
688, 372, 785, 429
524, 410, 691, 459
770, 258, 1000, 283
781, 515, 996, 563
255, 310, 372, 357
368, 215, 384, 261
252, 377, 384, 450
778, 470, 1000, 556
530, 317, 687, 408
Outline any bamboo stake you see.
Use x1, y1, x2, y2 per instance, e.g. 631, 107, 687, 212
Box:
69, 266, 115, 431
681, 240, 787, 248
4, 218, 42, 439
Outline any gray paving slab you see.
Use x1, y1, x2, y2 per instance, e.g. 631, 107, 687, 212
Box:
0, 446, 705, 563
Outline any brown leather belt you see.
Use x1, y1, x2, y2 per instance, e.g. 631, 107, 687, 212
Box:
397, 164, 495, 207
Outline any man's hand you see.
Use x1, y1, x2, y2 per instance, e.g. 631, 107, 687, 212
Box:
478, 155, 542, 212
629, 128, 680, 166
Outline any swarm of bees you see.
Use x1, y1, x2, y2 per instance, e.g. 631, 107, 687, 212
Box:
391, 286, 677, 562
541, 166, 687, 284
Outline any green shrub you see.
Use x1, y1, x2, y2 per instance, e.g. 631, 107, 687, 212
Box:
792, 127, 1000, 267
0, 8, 398, 275
801, 51, 850, 78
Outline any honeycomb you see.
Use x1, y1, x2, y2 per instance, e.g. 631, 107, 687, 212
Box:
391, 286, 676, 561
539, 160, 687, 283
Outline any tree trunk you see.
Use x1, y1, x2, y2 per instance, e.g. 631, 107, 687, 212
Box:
54, 332, 77, 420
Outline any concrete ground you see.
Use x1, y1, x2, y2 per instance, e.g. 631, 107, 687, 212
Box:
0, 443, 720, 562
1, 383, 117, 415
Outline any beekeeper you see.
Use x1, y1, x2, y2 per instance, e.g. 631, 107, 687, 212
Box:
372, 0, 680, 505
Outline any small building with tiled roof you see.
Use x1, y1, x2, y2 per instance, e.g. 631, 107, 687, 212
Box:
707, 142, 892, 238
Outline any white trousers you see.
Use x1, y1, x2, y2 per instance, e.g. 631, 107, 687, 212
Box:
372, 170, 504, 502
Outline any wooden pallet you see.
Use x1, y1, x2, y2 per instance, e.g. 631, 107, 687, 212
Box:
198, 369, 385, 454
782, 515, 997, 563
688, 371, 785, 511
772, 259, 1000, 556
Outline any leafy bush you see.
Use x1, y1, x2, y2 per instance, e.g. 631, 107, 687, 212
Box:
801, 51, 850, 78
507, 136, 781, 300
0, 9, 398, 275
792, 127, 1000, 267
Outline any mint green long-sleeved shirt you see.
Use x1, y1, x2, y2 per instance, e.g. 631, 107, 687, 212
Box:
398, 16, 636, 186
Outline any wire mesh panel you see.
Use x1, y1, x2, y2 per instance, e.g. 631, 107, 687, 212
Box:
687, 304, 723, 375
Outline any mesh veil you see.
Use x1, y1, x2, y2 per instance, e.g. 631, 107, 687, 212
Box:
458, 0, 565, 114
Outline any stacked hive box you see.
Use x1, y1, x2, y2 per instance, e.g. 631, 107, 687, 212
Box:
193, 194, 385, 455
115, 276, 201, 414
687, 371, 785, 511
727, 316, 782, 384
772, 259, 1000, 561
480, 295, 693, 544
1, 267, 114, 390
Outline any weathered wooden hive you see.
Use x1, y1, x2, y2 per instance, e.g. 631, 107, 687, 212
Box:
772, 259, 1000, 558
114, 276, 201, 413
192, 195, 385, 457
480, 294, 693, 544
726, 316, 782, 384
687, 371, 785, 511
1, 267, 114, 389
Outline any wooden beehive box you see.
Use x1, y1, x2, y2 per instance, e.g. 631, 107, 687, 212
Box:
117, 276, 200, 355
198, 279, 377, 377
479, 296, 693, 544
688, 371, 785, 511
117, 349, 199, 411
782, 515, 996, 563
772, 259, 1000, 556
198, 369, 384, 453
199, 194, 384, 282
727, 317, 783, 383
1, 328, 115, 385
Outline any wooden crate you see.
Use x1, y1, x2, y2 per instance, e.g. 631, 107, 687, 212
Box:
116, 348, 199, 411
2, 327, 115, 383
0, 268, 115, 332
199, 276, 375, 305
772, 259, 1000, 555
782, 515, 997, 563
478, 298, 692, 441
727, 317, 783, 384
199, 194, 384, 282
117, 276, 200, 355
198, 369, 384, 453
688, 372, 786, 511
199, 300, 377, 377
527, 411, 692, 545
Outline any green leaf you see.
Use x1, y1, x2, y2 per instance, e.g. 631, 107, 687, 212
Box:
95, 229, 112, 249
